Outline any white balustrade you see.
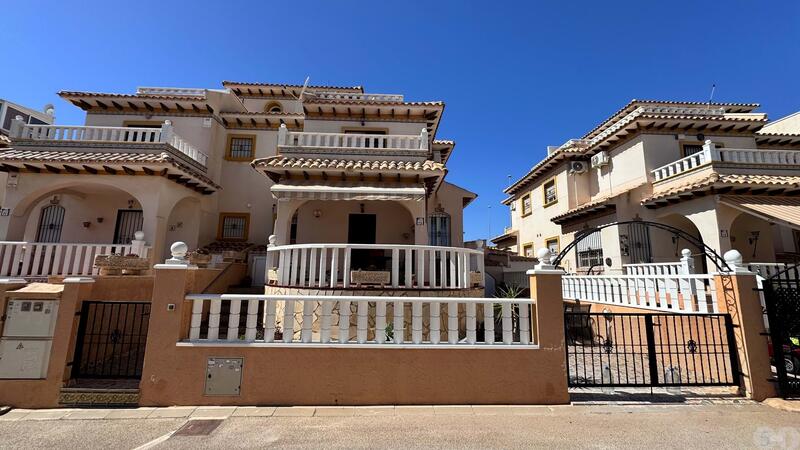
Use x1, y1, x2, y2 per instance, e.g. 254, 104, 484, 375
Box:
0, 241, 151, 278
184, 294, 533, 347
136, 86, 205, 96
623, 262, 685, 275
277, 125, 429, 153
266, 243, 484, 290
308, 92, 404, 102
562, 274, 718, 313
10, 120, 208, 167
652, 139, 800, 182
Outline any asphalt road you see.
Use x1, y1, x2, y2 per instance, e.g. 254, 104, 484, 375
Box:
1, 403, 798, 449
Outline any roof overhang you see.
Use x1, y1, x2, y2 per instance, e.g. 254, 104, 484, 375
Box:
301, 100, 444, 138
719, 195, 800, 231
219, 112, 304, 130
0, 145, 220, 194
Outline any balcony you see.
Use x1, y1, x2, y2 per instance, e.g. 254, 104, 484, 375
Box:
266, 243, 484, 290
651, 141, 800, 182
9, 120, 208, 168
277, 125, 429, 160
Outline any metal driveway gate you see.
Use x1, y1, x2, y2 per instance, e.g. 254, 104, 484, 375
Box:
762, 267, 800, 398
72, 301, 151, 379
565, 312, 739, 387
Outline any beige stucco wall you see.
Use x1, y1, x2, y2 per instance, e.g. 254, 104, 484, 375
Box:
428, 182, 473, 247
294, 199, 416, 244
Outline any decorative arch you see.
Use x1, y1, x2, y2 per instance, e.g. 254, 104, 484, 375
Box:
265, 101, 283, 113
553, 220, 731, 272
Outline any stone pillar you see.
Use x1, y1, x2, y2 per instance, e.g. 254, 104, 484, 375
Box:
713, 250, 777, 401
527, 248, 569, 403
139, 243, 191, 406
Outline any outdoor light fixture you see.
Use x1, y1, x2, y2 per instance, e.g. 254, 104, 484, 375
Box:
82, 221, 91, 228
96, 217, 104, 223
313, 209, 322, 218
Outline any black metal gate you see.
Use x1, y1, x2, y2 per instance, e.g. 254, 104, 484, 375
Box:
113, 209, 144, 244
762, 267, 800, 398
72, 302, 151, 379
36, 204, 65, 243
565, 312, 739, 387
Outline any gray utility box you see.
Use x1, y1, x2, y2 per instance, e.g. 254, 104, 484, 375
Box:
204, 357, 243, 396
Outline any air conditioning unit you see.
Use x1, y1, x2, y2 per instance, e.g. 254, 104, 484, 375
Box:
591, 151, 610, 169
569, 161, 587, 174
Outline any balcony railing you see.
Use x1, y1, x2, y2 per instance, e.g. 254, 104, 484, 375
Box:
9, 119, 208, 167
0, 240, 150, 279
184, 294, 533, 347
266, 243, 484, 290
277, 124, 428, 156
652, 140, 800, 181
307, 92, 404, 102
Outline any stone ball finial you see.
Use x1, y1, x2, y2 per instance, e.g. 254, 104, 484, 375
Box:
280, 123, 287, 128
268, 234, 276, 245
681, 248, 692, 258
170, 241, 188, 258
723, 249, 743, 267
164, 119, 172, 126
536, 248, 551, 260
134, 230, 145, 241
15, 115, 23, 121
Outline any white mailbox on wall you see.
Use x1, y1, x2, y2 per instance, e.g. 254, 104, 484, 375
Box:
0, 299, 59, 379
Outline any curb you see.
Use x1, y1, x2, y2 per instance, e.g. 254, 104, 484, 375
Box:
763, 398, 800, 413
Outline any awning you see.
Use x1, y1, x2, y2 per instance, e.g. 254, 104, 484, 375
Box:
719, 195, 800, 230
270, 181, 426, 201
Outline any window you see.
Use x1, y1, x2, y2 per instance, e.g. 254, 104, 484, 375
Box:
428, 212, 451, 246
545, 237, 560, 258
226, 135, 256, 161
681, 141, 723, 157
576, 230, 604, 269
543, 178, 557, 207
218, 213, 250, 241
36, 204, 65, 243
265, 102, 283, 113
522, 243, 534, 258
521, 194, 532, 217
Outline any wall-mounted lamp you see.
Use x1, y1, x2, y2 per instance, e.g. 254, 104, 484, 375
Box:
127, 199, 135, 209
96, 217, 104, 224
313, 209, 322, 218
82, 221, 91, 228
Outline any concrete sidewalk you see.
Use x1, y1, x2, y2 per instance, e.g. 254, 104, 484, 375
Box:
1, 403, 798, 449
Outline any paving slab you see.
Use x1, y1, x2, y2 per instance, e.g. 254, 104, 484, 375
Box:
433, 405, 474, 415
25, 409, 73, 420
354, 406, 396, 416
190, 407, 237, 419
395, 405, 434, 415
273, 406, 316, 417
763, 398, 800, 413
471, 405, 514, 415
147, 407, 196, 418
0, 410, 31, 421
314, 407, 356, 417
63, 409, 111, 420
104, 408, 157, 419
231, 406, 277, 417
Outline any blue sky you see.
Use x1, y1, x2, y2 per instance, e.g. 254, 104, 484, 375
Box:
3, 1, 799, 241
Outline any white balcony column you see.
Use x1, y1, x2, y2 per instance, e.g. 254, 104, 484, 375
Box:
159, 120, 174, 144
273, 199, 303, 246
9, 116, 25, 138
130, 231, 147, 257
679, 248, 695, 275
702, 139, 719, 162
278, 123, 288, 146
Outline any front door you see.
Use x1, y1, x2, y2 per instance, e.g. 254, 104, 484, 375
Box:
348, 214, 377, 270
348, 214, 376, 244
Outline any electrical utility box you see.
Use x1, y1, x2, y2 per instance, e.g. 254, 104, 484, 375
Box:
204, 357, 243, 396
0, 299, 59, 379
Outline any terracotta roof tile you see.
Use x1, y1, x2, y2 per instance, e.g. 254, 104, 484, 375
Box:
253, 156, 445, 173
643, 173, 800, 204
222, 81, 363, 92
551, 197, 616, 223
58, 91, 205, 101
0, 149, 221, 190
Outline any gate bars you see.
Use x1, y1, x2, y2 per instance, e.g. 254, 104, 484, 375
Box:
565, 312, 739, 387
